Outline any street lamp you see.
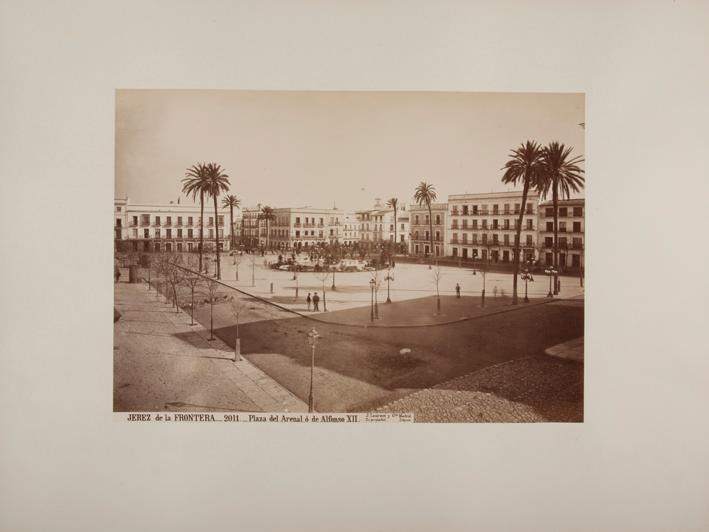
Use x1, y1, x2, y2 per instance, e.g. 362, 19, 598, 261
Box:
545, 266, 558, 298
520, 268, 534, 303
385, 268, 394, 304
307, 327, 320, 413
369, 278, 375, 322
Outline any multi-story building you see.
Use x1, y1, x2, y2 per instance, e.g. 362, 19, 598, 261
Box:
114, 197, 233, 253
258, 207, 344, 251
341, 212, 360, 245
356, 198, 410, 252
446, 191, 540, 263
240, 205, 262, 250
538, 198, 584, 270
409, 203, 447, 257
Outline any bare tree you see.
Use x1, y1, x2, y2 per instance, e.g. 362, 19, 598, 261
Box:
202, 277, 222, 341
432, 265, 442, 314
370, 268, 382, 319
181, 257, 202, 326
228, 294, 247, 361
165, 254, 185, 312
315, 269, 331, 312
249, 253, 257, 287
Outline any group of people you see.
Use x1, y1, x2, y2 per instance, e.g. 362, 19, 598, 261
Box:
305, 292, 321, 312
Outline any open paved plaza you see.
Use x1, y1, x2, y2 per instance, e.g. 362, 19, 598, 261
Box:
120, 257, 584, 419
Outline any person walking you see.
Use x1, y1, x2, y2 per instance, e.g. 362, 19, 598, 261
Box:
306, 292, 312, 311
312, 292, 320, 312
455, 283, 461, 298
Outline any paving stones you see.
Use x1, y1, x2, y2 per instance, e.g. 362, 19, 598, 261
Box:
377, 357, 583, 422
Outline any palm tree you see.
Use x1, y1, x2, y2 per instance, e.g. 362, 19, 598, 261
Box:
414, 182, 437, 261
386, 197, 399, 255
539, 142, 585, 294
203, 163, 230, 280
222, 194, 241, 252
501, 141, 544, 305
259, 205, 275, 251
181, 162, 208, 272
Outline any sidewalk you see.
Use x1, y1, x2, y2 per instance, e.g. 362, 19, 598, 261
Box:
113, 280, 307, 413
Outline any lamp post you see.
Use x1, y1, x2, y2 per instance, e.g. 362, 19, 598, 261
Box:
307, 327, 320, 413
385, 268, 394, 304
369, 278, 375, 323
545, 266, 558, 298
520, 268, 534, 303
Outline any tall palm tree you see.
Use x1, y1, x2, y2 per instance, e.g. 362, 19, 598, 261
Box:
259, 205, 275, 251
222, 194, 241, 251
414, 182, 437, 261
539, 142, 585, 294
501, 141, 544, 305
181, 162, 208, 272
386, 197, 399, 254
203, 163, 230, 280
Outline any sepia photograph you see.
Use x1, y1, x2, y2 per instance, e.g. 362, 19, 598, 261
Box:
114, 90, 585, 422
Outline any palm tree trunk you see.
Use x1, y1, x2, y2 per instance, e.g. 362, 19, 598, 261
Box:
229, 205, 234, 251
553, 179, 559, 294
427, 203, 434, 262
213, 195, 221, 279
393, 209, 398, 254
512, 180, 530, 305
198, 191, 204, 272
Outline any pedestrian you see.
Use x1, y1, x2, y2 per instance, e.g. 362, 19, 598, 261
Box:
455, 283, 461, 298
306, 292, 312, 311
313, 292, 320, 312
114, 264, 121, 283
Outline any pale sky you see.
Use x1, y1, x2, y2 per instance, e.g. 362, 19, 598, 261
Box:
115, 90, 584, 212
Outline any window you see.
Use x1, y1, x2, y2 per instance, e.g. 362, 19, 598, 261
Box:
144, 229, 150, 238
155, 216, 160, 226
209, 217, 214, 226
132, 229, 137, 238
177, 243, 183, 252
452, 233, 458, 242
415, 215, 419, 225
493, 234, 499, 244
166, 229, 172, 238
462, 219, 468, 229
187, 242, 193, 251
573, 221, 582, 233
504, 234, 509, 245
166, 216, 172, 226
132, 216, 138, 226
188, 216, 193, 226
526, 235, 533, 245
425, 215, 429, 225
400, 223, 404, 231
503, 219, 509, 229
559, 207, 568, 217
296, 217, 300, 225
177, 229, 182, 238
462, 233, 468, 243
493, 204, 499, 214
414, 231, 419, 240
573, 237, 583, 249
462, 205, 469, 215
166, 243, 172, 252
389, 224, 393, 231
559, 222, 567, 233
492, 220, 499, 229
209, 229, 214, 238
472, 205, 478, 215
514, 203, 520, 214
545, 237, 553, 247
435, 215, 441, 225
155, 229, 161, 237
546, 207, 554, 217
526, 219, 533, 230
116, 206, 122, 212
546, 221, 554, 232
141, 214, 150, 226
482, 220, 488, 229
115, 218, 122, 227
573, 206, 583, 217
188, 229, 193, 238
472, 234, 478, 244
425, 231, 430, 241
472, 220, 478, 230
218, 215, 224, 226
526, 204, 534, 214
504, 204, 510, 214
177, 216, 182, 225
